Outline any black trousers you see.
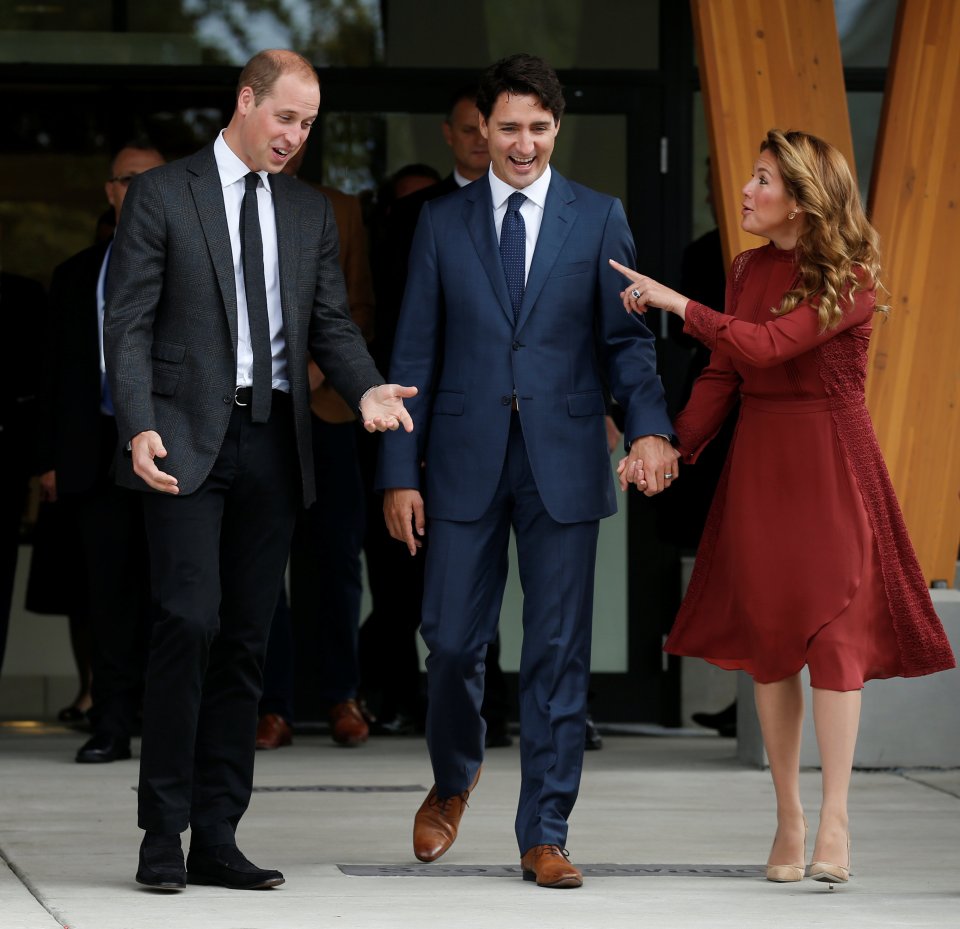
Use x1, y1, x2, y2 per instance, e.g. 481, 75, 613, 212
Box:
137, 396, 300, 845
71, 415, 151, 738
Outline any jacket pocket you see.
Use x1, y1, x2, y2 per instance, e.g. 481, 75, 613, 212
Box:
152, 369, 180, 396
567, 390, 605, 417
151, 341, 186, 363
432, 391, 465, 415
551, 260, 592, 278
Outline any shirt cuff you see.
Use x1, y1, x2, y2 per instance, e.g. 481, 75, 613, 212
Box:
358, 385, 377, 415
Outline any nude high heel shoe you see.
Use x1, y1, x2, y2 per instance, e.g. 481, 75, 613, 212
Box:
809, 834, 851, 884
765, 818, 807, 883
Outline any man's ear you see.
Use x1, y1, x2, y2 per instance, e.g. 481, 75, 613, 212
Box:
478, 114, 489, 141
237, 86, 256, 116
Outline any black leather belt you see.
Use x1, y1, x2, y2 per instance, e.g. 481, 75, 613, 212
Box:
234, 386, 290, 406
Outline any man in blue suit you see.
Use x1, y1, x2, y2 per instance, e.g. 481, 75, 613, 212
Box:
378, 54, 678, 889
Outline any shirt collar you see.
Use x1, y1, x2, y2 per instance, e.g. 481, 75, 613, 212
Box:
488, 163, 551, 211
214, 130, 271, 192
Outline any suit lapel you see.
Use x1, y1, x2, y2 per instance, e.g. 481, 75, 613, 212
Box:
271, 175, 301, 341
464, 182, 514, 326
188, 145, 239, 355
517, 172, 577, 332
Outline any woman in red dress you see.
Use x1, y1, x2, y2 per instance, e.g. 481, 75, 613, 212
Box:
610, 129, 955, 885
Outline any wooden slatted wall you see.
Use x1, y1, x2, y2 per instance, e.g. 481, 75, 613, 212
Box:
866, 0, 960, 584
690, 0, 853, 265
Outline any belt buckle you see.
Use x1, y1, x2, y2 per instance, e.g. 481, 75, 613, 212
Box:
234, 386, 249, 407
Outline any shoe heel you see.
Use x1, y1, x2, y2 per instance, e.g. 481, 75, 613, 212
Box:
522, 869, 536, 882
809, 834, 851, 884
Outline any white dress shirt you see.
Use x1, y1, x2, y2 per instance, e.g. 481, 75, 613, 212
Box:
95, 240, 113, 414
214, 130, 289, 392
488, 164, 552, 284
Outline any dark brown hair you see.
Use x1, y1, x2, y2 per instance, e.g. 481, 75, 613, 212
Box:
476, 54, 564, 124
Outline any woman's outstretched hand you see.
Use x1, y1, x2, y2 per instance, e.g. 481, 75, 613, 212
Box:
609, 259, 690, 320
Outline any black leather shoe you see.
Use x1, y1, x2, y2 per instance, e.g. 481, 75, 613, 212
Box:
584, 714, 603, 751
76, 733, 132, 763
187, 845, 284, 889
692, 701, 738, 737
136, 842, 186, 890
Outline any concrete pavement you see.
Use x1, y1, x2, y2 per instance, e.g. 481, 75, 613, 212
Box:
1, 723, 958, 929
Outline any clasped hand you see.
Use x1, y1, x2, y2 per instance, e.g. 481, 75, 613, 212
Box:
617, 434, 680, 497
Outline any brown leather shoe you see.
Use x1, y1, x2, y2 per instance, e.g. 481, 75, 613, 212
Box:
255, 713, 292, 750
520, 845, 583, 888
412, 767, 481, 862
330, 699, 369, 747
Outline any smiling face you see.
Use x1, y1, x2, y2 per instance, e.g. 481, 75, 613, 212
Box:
479, 91, 558, 189
741, 150, 801, 247
442, 97, 490, 181
227, 71, 320, 174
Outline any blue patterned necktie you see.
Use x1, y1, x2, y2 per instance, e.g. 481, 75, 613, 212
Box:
240, 171, 273, 423
499, 191, 527, 324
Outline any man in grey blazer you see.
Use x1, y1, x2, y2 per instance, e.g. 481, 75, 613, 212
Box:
104, 49, 414, 891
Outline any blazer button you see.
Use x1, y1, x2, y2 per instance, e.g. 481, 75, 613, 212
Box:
501, 396, 511, 406
223, 395, 232, 404
512, 341, 521, 351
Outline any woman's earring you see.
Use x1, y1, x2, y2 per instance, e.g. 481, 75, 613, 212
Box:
787, 211, 797, 220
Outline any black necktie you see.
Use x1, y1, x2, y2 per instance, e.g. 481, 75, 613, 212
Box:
500, 191, 527, 324
240, 171, 272, 422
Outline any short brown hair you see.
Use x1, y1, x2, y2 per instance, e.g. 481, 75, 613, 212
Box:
237, 49, 318, 105
477, 54, 564, 124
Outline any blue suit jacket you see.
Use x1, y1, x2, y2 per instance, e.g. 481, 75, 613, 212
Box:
377, 170, 673, 524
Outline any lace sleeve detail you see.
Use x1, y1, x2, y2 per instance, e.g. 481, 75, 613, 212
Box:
683, 301, 722, 348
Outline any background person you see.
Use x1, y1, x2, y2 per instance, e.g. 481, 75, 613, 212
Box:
256, 142, 375, 751
42, 143, 163, 764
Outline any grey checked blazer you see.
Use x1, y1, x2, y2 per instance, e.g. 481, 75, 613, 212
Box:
104, 143, 382, 506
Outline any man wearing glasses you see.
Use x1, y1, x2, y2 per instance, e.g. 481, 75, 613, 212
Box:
42, 143, 164, 766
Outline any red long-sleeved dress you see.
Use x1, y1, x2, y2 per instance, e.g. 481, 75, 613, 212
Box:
664, 243, 955, 690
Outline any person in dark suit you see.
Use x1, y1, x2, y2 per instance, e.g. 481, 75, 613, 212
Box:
41, 143, 164, 764
377, 54, 677, 889
361, 84, 517, 744
103, 49, 415, 892
0, 271, 46, 677
257, 144, 377, 751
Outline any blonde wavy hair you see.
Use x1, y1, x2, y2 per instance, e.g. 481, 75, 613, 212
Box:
760, 129, 887, 330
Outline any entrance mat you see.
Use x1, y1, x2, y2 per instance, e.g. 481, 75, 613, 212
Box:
252, 784, 427, 793
338, 864, 766, 878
